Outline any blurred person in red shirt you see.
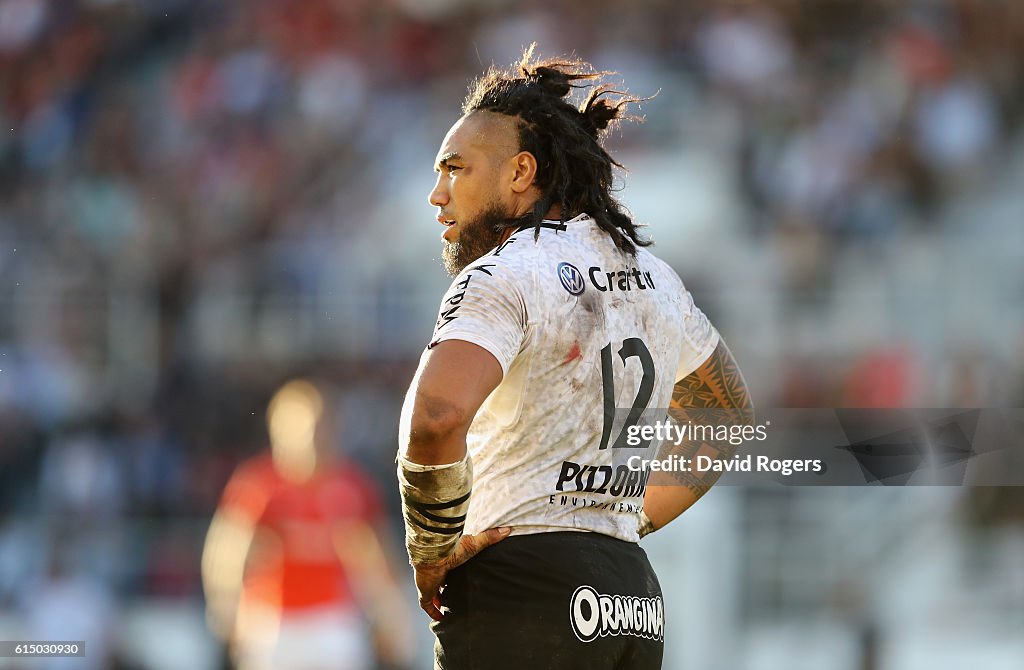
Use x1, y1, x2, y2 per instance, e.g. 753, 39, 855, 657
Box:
202, 379, 412, 670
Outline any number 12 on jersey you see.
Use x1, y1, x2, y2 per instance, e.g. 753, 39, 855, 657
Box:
599, 338, 655, 450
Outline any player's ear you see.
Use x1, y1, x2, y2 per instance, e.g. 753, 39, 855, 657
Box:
508, 151, 538, 194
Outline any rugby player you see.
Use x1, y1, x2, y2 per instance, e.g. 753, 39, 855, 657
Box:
398, 46, 753, 669
204, 380, 412, 669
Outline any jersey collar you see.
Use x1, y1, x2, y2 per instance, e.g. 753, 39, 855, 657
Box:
515, 212, 592, 233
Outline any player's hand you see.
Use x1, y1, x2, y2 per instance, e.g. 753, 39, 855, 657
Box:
411, 526, 511, 621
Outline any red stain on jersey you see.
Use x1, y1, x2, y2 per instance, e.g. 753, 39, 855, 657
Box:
561, 342, 581, 365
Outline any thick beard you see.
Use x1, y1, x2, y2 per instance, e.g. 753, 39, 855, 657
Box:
441, 202, 513, 277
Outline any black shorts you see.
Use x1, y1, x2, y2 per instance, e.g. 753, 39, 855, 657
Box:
432, 531, 664, 670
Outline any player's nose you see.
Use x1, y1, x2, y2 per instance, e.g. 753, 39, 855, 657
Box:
428, 175, 448, 208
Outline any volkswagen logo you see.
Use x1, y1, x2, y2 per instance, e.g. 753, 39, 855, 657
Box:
557, 262, 586, 296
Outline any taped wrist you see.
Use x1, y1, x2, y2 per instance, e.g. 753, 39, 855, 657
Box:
638, 510, 656, 539
398, 453, 472, 564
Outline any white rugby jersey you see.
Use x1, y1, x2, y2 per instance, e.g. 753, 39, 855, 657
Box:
427, 213, 719, 542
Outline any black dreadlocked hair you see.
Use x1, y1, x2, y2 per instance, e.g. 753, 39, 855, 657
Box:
462, 44, 653, 255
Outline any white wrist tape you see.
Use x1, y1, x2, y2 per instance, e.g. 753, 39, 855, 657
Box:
638, 510, 656, 539
398, 453, 473, 564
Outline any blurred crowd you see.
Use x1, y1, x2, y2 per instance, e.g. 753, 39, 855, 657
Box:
1, 0, 1023, 666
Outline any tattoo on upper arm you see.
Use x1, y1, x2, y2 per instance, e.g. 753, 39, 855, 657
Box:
670, 340, 751, 410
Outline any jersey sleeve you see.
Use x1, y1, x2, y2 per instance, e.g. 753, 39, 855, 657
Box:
674, 287, 721, 381
427, 261, 528, 376
218, 458, 271, 523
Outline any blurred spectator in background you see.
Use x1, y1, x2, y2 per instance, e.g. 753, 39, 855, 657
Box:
20, 536, 116, 670
202, 379, 412, 670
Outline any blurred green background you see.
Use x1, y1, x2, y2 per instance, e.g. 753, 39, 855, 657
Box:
0, 0, 1022, 668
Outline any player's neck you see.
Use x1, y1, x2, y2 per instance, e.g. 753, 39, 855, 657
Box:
498, 203, 565, 245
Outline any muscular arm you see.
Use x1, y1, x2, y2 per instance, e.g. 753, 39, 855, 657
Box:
398, 339, 510, 620
399, 339, 503, 465
200, 509, 255, 641
333, 520, 414, 665
641, 339, 753, 534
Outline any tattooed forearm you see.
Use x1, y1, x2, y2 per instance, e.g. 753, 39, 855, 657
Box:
667, 466, 713, 499
650, 339, 755, 501
647, 438, 733, 501
642, 339, 753, 536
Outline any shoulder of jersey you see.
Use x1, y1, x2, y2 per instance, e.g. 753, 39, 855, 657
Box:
634, 246, 683, 289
